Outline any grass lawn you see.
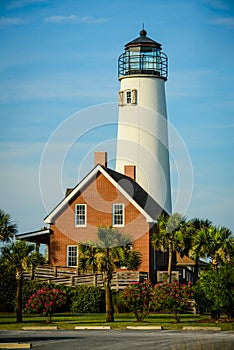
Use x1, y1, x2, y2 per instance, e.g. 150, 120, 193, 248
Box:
0, 313, 233, 331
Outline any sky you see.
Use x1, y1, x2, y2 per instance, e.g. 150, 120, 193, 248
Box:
0, 0, 233, 234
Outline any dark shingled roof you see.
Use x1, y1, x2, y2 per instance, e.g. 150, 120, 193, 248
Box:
105, 167, 164, 220
125, 29, 161, 49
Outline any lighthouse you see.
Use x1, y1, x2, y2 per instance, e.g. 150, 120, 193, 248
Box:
116, 29, 172, 214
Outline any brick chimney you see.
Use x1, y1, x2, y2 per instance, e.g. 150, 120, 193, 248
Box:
124, 165, 136, 181
94, 152, 107, 168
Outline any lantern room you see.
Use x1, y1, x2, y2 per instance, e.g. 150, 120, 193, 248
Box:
118, 29, 168, 80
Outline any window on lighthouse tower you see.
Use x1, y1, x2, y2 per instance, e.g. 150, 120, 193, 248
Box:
126, 90, 131, 104
118, 89, 137, 105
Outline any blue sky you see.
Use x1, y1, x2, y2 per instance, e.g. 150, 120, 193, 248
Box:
0, 0, 233, 233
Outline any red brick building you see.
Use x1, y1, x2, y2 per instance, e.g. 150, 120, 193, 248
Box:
18, 152, 163, 281
17, 152, 196, 284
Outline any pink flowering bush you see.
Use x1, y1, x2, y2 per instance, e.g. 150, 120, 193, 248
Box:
25, 287, 67, 323
120, 281, 154, 321
152, 282, 194, 322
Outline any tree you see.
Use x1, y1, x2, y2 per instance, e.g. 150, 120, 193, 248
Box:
191, 224, 234, 270
188, 218, 212, 281
151, 213, 187, 283
0, 209, 17, 242
79, 226, 142, 322
0, 240, 45, 322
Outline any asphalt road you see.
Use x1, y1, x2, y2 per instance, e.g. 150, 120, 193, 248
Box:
0, 329, 234, 350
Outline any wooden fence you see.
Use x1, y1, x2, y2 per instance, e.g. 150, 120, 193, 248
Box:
23, 265, 148, 289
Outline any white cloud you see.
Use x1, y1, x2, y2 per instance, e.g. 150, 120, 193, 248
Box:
79, 16, 111, 24
0, 17, 26, 26
44, 15, 111, 24
44, 15, 78, 23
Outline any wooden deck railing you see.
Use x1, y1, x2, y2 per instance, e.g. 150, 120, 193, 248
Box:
23, 265, 148, 289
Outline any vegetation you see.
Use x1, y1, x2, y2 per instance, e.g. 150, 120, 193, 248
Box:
0, 257, 16, 312
119, 281, 194, 323
25, 287, 67, 322
187, 218, 212, 282
0, 210, 233, 329
79, 226, 142, 322
0, 313, 233, 331
151, 213, 187, 283
191, 224, 234, 270
0, 240, 44, 322
195, 263, 234, 320
120, 281, 153, 321
152, 282, 194, 322
0, 209, 17, 242
70, 285, 105, 313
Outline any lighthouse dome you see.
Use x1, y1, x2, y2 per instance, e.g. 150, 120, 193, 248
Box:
125, 29, 162, 50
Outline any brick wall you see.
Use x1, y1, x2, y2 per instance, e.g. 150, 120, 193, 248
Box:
49, 171, 151, 274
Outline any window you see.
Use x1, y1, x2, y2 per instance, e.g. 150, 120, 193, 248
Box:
113, 203, 124, 226
75, 204, 86, 227
126, 90, 132, 104
67, 245, 78, 267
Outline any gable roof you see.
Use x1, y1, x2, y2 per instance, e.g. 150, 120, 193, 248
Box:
44, 164, 164, 224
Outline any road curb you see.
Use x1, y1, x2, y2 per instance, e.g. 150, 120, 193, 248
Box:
75, 326, 111, 330
22, 326, 58, 330
182, 326, 222, 331
126, 326, 163, 330
0, 343, 31, 349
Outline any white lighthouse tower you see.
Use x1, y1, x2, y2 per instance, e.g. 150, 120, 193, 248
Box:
116, 29, 172, 214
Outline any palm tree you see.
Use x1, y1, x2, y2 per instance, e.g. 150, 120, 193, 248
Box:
0, 209, 17, 242
0, 240, 45, 322
79, 226, 142, 322
188, 218, 212, 281
192, 225, 234, 270
151, 213, 187, 283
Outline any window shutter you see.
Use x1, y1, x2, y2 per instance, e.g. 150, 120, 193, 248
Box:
118, 90, 124, 106
131, 89, 137, 104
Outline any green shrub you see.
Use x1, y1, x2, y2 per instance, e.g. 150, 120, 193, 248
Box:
112, 290, 129, 313
0, 261, 16, 312
71, 285, 105, 313
195, 264, 234, 319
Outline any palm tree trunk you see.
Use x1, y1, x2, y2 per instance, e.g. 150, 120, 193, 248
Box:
193, 256, 199, 282
16, 269, 23, 323
103, 271, 114, 322
168, 247, 173, 283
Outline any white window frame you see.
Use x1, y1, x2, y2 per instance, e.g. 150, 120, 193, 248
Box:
113, 203, 125, 227
126, 90, 132, 104
67, 245, 78, 267
75, 204, 87, 227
